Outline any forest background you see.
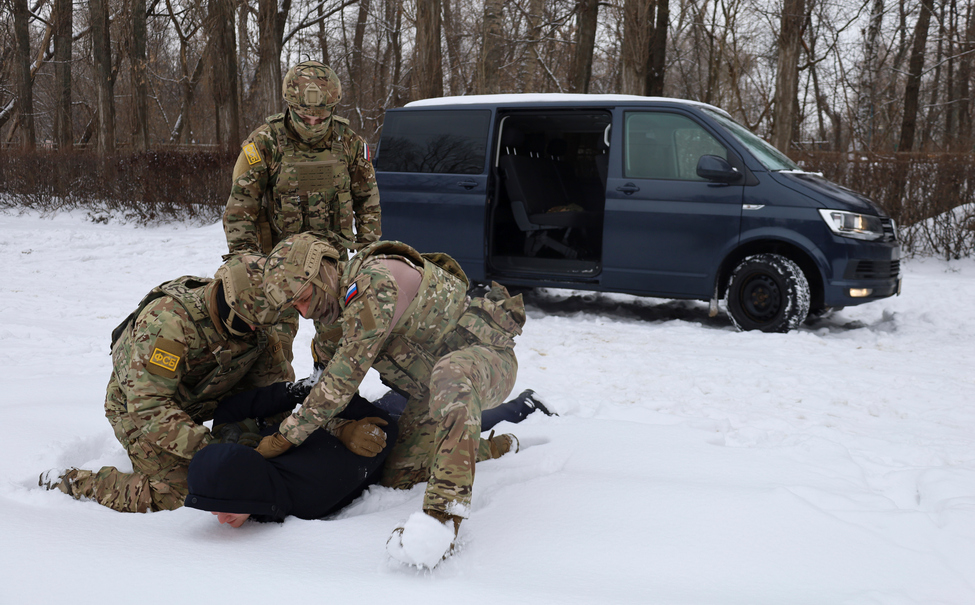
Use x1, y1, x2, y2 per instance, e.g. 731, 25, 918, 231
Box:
1, 0, 973, 258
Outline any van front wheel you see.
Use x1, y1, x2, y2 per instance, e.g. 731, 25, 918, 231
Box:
726, 254, 810, 333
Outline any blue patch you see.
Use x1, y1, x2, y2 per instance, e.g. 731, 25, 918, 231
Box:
344, 282, 359, 305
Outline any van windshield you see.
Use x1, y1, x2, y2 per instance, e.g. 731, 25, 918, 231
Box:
704, 109, 799, 171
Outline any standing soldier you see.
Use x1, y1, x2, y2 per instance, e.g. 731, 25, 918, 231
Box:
257, 233, 526, 568
222, 60, 381, 258
39, 256, 295, 513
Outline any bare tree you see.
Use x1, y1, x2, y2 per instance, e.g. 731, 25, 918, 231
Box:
129, 0, 150, 149
897, 0, 934, 152
479, 0, 504, 94
646, 0, 669, 96
12, 0, 36, 149
90, 0, 117, 152
568, 0, 599, 93
209, 0, 240, 151
621, 0, 650, 94
52, 0, 72, 148
254, 0, 291, 117
770, 0, 806, 153
415, 0, 444, 99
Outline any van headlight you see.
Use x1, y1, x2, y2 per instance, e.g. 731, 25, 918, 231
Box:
818, 209, 885, 241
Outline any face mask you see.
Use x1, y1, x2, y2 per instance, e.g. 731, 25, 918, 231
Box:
289, 109, 329, 144
303, 265, 341, 324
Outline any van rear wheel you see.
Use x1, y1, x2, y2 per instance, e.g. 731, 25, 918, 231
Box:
726, 254, 810, 333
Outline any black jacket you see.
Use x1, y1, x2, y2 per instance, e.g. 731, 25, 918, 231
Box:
185, 394, 397, 521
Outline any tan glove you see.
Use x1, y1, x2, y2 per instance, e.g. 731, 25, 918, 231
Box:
336, 417, 389, 457
255, 433, 293, 459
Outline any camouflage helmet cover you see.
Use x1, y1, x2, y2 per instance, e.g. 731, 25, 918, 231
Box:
214, 254, 281, 329
264, 233, 341, 312
282, 61, 342, 118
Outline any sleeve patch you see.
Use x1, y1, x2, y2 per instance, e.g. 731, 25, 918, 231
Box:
344, 282, 359, 305
243, 142, 263, 166
146, 337, 184, 378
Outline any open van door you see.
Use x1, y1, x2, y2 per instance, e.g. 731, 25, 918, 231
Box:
374, 108, 494, 282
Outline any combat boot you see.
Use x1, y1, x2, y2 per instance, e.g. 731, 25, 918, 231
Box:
486, 430, 519, 459
38, 468, 89, 498
386, 509, 462, 568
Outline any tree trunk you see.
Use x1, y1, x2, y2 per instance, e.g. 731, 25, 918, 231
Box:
621, 0, 650, 95
130, 0, 150, 150
53, 0, 73, 149
568, 0, 598, 93
90, 0, 116, 152
317, 1, 330, 66
12, 0, 36, 150
349, 0, 370, 129
954, 1, 975, 151
209, 0, 240, 152
255, 0, 291, 117
856, 0, 884, 150
770, 0, 805, 154
442, 0, 463, 95
479, 0, 504, 94
897, 0, 934, 152
414, 0, 443, 99
645, 0, 669, 96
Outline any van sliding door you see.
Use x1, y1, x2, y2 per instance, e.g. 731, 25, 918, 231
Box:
374, 108, 493, 282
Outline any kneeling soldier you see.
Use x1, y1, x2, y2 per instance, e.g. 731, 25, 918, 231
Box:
40, 256, 293, 512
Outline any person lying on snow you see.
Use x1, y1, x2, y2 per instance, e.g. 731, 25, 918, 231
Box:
184, 386, 554, 527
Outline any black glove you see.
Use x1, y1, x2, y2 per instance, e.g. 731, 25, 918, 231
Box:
211, 419, 263, 448
286, 380, 313, 404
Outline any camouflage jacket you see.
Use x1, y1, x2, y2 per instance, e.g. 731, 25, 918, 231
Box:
222, 113, 381, 256
279, 241, 526, 446
107, 277, 294, 460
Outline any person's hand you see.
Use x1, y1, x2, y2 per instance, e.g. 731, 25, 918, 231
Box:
336, 417, 389, 457
256, 433, 293, 459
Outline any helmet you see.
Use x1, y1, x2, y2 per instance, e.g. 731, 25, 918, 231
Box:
282, 61, 342, 119
213, 255, 280, 332
263, 233, 341, 313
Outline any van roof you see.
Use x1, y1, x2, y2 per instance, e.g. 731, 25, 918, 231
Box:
404, 93, 730, 117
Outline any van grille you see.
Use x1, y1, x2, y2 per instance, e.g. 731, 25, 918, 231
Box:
845, 259, 900, 280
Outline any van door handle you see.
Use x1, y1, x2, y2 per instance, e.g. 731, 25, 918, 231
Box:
457, 179, 478, 190
616, 183, 640, 194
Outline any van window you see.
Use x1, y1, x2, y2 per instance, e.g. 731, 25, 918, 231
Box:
376, 110, 491, 174
624, 112, 727, 181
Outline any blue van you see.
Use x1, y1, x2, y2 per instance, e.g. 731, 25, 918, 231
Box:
373, 94, 900, 332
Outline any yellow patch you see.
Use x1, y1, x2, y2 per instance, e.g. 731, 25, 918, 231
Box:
243, 143, 262, 165
150, 347, 180, 372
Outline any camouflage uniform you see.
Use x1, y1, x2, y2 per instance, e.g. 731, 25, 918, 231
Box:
64, 260, 293, 513
264, 237, 525, 518
222, 62, 381, 258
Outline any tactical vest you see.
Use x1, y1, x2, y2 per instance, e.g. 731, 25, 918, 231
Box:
340, 241, 476, 399
263, 114, 356, 250
112, 277, 272, 417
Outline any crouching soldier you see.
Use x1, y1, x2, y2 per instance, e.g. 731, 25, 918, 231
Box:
258, 233, 526, 567
39, 255, 295, 513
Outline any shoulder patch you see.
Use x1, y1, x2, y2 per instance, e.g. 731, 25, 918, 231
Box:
146, 337, 184, 379
243, 142, 263, 166
344, 282, 359, 305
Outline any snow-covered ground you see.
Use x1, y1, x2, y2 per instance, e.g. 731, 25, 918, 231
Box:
2, 210, 973, 604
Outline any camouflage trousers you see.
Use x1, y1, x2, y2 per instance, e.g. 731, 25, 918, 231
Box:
68, 437, 190, 513
379, 344, 518, 518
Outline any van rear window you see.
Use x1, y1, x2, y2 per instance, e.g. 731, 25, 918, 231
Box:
376, 110, 491, 174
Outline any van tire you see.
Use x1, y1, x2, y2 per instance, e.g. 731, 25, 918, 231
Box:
726, 254, 810, 333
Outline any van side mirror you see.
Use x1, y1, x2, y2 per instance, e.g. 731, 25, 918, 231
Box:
697, 155, 742, 183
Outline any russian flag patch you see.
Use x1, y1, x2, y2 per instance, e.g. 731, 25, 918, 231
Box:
344, 282, 359, 305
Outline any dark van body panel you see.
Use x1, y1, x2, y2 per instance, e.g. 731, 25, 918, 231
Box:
374, 95, 901, 332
